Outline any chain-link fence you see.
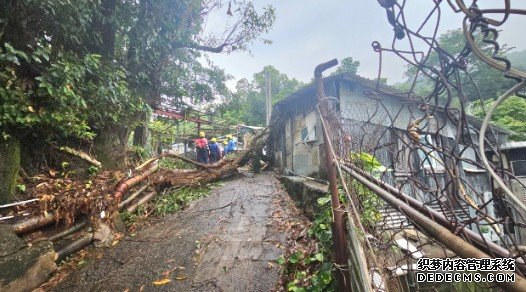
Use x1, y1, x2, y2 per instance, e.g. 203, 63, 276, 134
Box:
314, 1, 526, 290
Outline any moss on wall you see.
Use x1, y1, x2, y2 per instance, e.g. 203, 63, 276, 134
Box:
0, 137, 20, 203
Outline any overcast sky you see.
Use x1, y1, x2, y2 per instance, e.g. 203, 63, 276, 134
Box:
206, 1, 526, 89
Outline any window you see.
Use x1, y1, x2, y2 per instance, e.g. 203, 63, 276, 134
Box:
300, 127, 309, 141
300, 126, 317, 142
512, 160, 526, 177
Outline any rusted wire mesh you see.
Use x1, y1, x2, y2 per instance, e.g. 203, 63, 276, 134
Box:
320, 1, 526, 290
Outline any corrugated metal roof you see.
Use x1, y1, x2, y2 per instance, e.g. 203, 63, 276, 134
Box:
271, 72, 511, 135
501, 141, 526, 150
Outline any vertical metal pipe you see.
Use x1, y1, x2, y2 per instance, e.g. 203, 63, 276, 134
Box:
314, 59, 352, 291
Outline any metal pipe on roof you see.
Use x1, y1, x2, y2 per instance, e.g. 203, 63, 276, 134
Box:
314, 59, 353, 291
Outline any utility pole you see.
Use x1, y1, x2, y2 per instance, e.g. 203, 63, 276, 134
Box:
265, 69, 272, 126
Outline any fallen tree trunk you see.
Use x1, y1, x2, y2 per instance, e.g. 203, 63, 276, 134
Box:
54, 233, 94, 263
47, 221, 88, 242
118, 184, 149, 209
126, 191, 156, 213
12, 129, 268, 246
114, 163, 159, 200
151, 128, 269, 190
13, 216, 55, 235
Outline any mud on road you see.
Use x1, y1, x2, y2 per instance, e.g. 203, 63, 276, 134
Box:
53, 173, 301, 291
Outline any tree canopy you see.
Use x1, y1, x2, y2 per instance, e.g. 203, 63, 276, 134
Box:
219, 65, 304, 126
332, 57, 360, 75
401, 29, 516, 102
0, 0, 275, 142
0, 0, 275, 201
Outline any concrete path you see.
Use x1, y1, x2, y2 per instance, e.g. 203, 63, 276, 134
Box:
54, 173, 291, 291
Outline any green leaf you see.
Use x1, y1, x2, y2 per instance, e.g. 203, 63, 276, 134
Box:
17, 184, 26, 192
317, 196, 331, 206
289, 251, 303, 264
314, 253, 324, 262
4, 43, 15, 53
16, 51, 29, 62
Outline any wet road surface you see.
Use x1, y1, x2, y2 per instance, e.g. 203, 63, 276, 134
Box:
54, 173, 291, 291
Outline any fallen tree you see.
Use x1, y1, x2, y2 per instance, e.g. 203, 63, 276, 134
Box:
115, 127, 269, 197
9, 128, 269, 235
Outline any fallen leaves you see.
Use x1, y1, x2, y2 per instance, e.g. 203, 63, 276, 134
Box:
16, 171, 121, 228
153, 266, 187, 287
152, 278, 171, 286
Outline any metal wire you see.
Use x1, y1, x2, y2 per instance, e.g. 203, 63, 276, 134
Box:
316, 1, 526, 290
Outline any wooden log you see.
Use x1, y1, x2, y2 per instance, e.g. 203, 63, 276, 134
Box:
12, 216, 55, 235
59, 146, 101, 167
114, 163, 159, 200
47, 221, 88, 242
118, 184, 149, 209
54, 233, 94, 262
126, 192, 156, 213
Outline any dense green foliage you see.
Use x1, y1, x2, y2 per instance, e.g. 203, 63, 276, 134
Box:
153, 185, 214, 216
349, 152, 383, 227
0, 41, 139, 141
1, 0, 274, 143
471, 96, 526, 141
120, 184, 215, 229
278, 196, 336, 292
332, 57, 360, 75
0, 0, 275, 200
219, 65, 304, 126
393, 29, 526, 140
399, 29, 515, 102
149, 118, 177, 153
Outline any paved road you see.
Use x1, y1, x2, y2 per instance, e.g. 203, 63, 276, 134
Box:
54, 173, 291, 291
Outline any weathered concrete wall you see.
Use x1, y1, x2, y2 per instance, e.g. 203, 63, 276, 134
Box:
279, 176, 328, 219
338, 81, 458, 139
290, 111, 323, 177
511, 178, 526, 244
0, 225, 57, 292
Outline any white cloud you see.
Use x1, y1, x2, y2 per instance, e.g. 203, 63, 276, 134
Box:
205, 0, 526, 90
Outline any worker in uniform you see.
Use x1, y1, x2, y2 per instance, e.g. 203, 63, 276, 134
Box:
225, 134, 236, 155
208, 138, 221, 164
195, 131, 208, 164
222, 140, 228, 156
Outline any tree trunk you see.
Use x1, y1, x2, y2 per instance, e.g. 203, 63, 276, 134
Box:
94, 125, 129, 169
0, 137, 20, 203
132, 110, 152, 158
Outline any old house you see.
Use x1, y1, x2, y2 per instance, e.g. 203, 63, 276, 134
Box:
269, 72, 523, 242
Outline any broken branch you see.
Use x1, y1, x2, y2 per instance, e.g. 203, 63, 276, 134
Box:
12, 215, 55, 235
59, 146, 101, 167
47, 221, 88, 242
126, 192, 156, 213
114, 163, 160, 201
119, 184, 150, 209
54, 233, 94, 263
